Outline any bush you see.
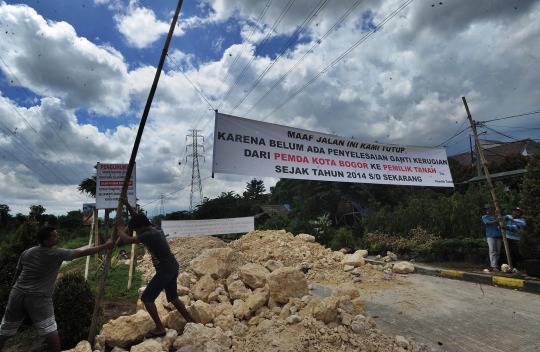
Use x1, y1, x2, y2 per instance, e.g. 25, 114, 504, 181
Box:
330, 227, 356, 251
53, 272, 96, 349
363, 226, 440, 256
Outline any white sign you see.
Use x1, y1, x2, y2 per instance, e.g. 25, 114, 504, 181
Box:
212, 113, 454, 187
96, 163, 137, 209
161, 217, 254, 238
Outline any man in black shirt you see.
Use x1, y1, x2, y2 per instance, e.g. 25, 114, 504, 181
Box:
115, 200, 192, 338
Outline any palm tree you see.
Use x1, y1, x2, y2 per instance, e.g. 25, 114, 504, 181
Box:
78, 165, 97, 198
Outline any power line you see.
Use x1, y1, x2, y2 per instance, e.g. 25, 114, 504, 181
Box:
165, 53, 215, 110
0, 57, 88, 182
0, 168, 66, 205
0, 144, 61, 185
1, 97, 73, 184
241, 0, 366, 119
261, 0, 415, 121
480, 109, 540, 123
214, 0, 296, 113
191, 0, 271, 131
228, 0, 332, 116
0, 127, 67, 185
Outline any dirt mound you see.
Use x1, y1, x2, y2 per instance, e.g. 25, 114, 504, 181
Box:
122, 230, 422, 352
138, 235, 230, 281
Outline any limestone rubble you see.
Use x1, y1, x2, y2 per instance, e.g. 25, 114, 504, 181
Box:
63, 230, 426, 352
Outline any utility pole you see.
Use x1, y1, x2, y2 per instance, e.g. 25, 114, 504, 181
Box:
186, 129, 205, 213
463, 96, 513, 269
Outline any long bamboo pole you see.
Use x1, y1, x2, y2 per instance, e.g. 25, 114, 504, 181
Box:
463, 96, 513, 269
87, 0, 185, 343
84, 211, 96, 280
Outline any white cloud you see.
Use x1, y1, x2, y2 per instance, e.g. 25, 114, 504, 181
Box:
114, 1, 173, 49
1, 0, 540, 216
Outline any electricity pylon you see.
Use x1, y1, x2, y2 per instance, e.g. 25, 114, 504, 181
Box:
186, 130, 204, 213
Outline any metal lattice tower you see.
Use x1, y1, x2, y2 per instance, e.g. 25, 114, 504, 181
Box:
186, 130, 205, 213
159, 194, 165, 216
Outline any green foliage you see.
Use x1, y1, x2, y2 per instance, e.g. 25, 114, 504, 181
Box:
53, 273, 96, 349
364, 227, 440, 256
0, 221, 38, 317
330, 227, 355, 251
244, 178, 266, 200
258, 213, 291, 231
519, 152, 540, 259
56, 210, 84, 232
311, 213, 333, 245
364, 182, 516, 240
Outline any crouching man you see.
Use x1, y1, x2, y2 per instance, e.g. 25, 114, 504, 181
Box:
114, 210, 193, 339
0, 227, 115, 352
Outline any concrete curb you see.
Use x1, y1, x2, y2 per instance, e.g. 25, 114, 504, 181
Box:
364, 257, 538, 295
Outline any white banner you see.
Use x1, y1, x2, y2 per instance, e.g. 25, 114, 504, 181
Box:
96, 163, 137, 209
161, 217, 254, 238
212, 113, 454, 187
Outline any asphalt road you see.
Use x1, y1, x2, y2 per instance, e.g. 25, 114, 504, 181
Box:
362, 274, 540, 352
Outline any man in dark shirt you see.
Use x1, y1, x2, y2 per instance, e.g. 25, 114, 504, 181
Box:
0, 227, 115, 352
114, 201, 192, 338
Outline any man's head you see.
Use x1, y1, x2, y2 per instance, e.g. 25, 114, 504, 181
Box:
512, 207, 524, 217
484, 204, 494, 214
128, 213, 151, 232
37, 226, 59, 246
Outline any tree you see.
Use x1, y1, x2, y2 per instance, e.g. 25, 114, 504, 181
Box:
78, 165, 97, 198
0, 205, 12, 237
29, 205, 46, 220
57, 210, 83, 232
520, 153, 540, 259
244, 178, 266, 200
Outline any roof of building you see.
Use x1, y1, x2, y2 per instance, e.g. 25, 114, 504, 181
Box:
449, 139, 539, 165
466, 169, 527, 183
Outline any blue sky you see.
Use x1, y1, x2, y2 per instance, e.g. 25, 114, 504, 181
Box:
1, 0, 540, 216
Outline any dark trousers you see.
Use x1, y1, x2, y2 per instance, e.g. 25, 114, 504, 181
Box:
499, 239, 523, 269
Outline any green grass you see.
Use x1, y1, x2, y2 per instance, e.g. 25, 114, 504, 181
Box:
59, 245, 142, 303
61, 236, 91, 249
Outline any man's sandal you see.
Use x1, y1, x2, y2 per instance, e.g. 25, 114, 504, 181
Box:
144, 329, 166, 338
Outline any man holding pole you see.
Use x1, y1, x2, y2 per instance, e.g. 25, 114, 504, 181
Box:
114, 199, 193, 338
482, 204, 502, 272
0, 227, 115, 352
499, 207, 526, 270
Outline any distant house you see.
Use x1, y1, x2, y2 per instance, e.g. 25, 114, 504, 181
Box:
449, 139, 539, 166
334, 194, 370, 226
254, 204, 290, 226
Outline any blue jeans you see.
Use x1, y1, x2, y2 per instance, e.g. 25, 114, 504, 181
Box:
141, 270, 179, 303
487, 237, 502, 268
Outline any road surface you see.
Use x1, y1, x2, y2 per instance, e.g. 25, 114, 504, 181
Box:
363, 274, 539, 352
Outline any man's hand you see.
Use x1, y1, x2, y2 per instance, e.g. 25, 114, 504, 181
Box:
104, 239, 116, 249
114, 219, 124, 229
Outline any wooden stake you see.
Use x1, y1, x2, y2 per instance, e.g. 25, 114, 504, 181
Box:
84, 212, 95, 280
94, 209, 100, 267
463, 96, 513, 269
87, 0, 185, 344
127, 232, 136, 290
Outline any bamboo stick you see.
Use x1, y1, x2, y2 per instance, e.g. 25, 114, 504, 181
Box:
87, 0, 185, 344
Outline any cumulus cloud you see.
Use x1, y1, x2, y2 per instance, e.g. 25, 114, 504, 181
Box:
0, 4, 131, 116
1, 0, 540, 215
114, 1, 174, 48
